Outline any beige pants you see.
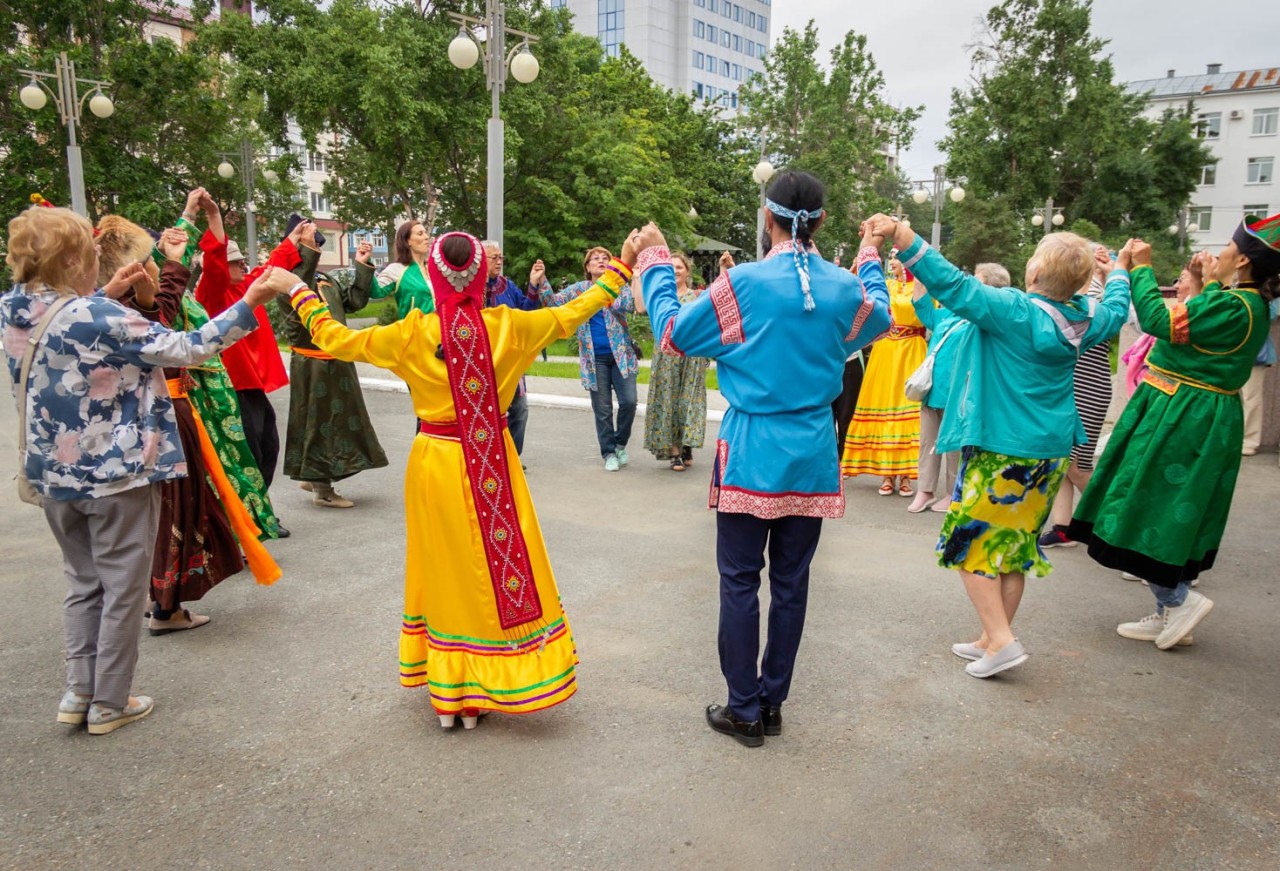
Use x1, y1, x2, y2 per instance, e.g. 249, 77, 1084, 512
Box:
918, 405, 961, 496
1241, 365, 1267, 453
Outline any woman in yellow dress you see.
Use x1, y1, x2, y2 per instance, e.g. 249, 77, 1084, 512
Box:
271, 231, 636, 729
840, 256, 928, 495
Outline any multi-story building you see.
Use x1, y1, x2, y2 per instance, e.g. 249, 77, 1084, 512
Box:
1129, 63, 1279, 251
554, 0, 772, 110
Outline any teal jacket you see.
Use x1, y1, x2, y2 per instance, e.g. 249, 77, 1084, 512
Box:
912, 295, 964, 410
898, 237, 1130, 459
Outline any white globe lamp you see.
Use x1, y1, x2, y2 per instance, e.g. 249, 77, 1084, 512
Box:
448, 33, 480, 70
911, 187, 928, 205
217, 161, 236, 179
949, 186, 965, 203
1032, 214, 1045, 227
510, 48, 539, 84
752, 160, 775, 186
1051, 212, 1065, 227
19, 82, 47, 111
88, 91, 114, 118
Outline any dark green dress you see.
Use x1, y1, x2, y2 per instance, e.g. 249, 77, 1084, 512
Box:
1070, 266, 1270, 584
276, 253, 388, 483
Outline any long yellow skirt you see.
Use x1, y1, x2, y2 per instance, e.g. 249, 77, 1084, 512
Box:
840, 334, 927, 478
399, 431, 578, 715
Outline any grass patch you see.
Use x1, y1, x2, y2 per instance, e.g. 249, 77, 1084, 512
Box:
526, 361, 719, 390
348, 299, 395, 319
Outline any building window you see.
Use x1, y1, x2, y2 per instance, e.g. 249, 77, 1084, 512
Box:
307, 150, 326, 173
693, 50, 704, 70
757, 44, 766, 60
599, 0, 625, 58
748, 11, 755, 27
1197, 112, 1221, 139
694, 19, 704, 38
309, 192, 330, 214
694, 0, 704, 6
758, 15, 767, 32
693, 81, 704, 98
746, 39, 755, 56
1243, 204, 1269, 217
721, 2, 731, 18
1200, 164, 1216, 186
721, 30, 730, 47
550, 0, 566, 7
707, 24, 716, 43
709, 0, 717, 11
733, 63, 742, 81
734, 5, 743, 22
1247, 156, 1274, 184
369, 232, 386, 249
1254, 108, 1279, 136
721, 59, 730, 77
706, 52, 716, 70
733, 34, 741, 52
1190, 207, 1212, 231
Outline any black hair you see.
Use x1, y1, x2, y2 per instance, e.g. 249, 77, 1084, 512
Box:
439, 235, 473, 269
764, 170, 826, 245
1260, 274, 1280, 302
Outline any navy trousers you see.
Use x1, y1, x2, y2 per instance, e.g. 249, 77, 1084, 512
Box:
716, 511, 823, 721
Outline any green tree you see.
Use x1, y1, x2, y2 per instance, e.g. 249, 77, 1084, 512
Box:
740, 22, 921, 257
0, 0, 296, 240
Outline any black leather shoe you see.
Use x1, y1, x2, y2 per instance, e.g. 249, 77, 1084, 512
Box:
705, 704, 764, 747
275, 523, 291, 539
761, 704, 782, 737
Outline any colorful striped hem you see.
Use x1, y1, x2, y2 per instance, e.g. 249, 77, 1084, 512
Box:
428, 674, 577, 709
401, 615, 566, 648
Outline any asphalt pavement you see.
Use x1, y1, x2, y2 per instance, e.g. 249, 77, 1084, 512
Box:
2, 386, 1279, 870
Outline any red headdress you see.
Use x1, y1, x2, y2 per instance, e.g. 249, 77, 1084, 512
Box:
426, 232, 544, 633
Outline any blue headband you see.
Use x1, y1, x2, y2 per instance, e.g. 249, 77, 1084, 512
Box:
766, 198, 825, 311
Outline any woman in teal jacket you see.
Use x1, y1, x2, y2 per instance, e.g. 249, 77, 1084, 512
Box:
878, 216, 1131, 678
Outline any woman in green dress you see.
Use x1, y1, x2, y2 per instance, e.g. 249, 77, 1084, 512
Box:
1069, 213, 1280, 650
643, 251, 710, 470
371, 219, 434, 318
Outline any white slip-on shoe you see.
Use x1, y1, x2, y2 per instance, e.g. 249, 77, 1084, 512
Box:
951, 642, 985, 661
965, 640, 1029, 678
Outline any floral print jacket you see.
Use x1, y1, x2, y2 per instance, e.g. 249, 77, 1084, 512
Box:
535, 278, 637, 391
2, 265, 259, 501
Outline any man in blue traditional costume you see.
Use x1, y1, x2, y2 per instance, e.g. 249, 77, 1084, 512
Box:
632, 171, 894, 746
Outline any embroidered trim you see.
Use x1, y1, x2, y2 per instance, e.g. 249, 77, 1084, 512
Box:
900, 240, 928, 271
440, 298, 543, 631
1170, 302, 1190, 344
707, 271, 745, 345
887, 324, 927, 340
1145, 362, 1239, 396
716, 486, 846, 520
431, 242, 483, 291
659, 318, 685, 356
709, 439, 730, 508
845, 297, 876, 341
635, 246, 672, 277
854, 246, 881, 271
763, 239, 820, 261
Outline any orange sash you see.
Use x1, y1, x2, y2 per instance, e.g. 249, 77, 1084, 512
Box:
290, 346, 336, 361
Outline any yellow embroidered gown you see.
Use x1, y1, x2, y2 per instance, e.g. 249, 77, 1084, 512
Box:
840, 279, 927, 478
291, 283, 617, 715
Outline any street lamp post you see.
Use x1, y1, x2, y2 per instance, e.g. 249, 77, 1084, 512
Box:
18, 52, 114, 217
217, 139, 280, 269
752, 156, 775, 261
1167, 206, 1200, 249
909, 165, 965, 248
1030, 197, 1065, 236
447, 1, 540, 248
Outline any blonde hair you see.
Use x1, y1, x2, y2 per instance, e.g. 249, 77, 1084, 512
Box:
975, 262, 1011, 288
671, 250, 695, 282
95, 215, 155, 286
1027, 232, 1093, 301
5, 206, 96, 295
582, 246, 612, 278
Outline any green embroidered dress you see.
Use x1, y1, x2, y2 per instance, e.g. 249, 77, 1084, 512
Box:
1070, 265, 1270, 584
643, 285, 710, 460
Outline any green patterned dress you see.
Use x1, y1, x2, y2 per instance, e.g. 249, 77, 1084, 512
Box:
1069, 266, 1270, 584
276, 254, 388, 483
180, 294, 282, 540
643, 285, 710, 460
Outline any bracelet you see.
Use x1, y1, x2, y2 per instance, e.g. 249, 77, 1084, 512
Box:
606, 258, 634, 281
593, 278, 620, 300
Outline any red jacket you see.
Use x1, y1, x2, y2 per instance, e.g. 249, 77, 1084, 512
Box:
194, 231, 295, 393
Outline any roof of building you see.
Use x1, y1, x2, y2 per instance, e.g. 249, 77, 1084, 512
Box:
1128, 67, 1280, 99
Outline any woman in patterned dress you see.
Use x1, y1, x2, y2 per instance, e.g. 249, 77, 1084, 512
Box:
644, 251, 710, 470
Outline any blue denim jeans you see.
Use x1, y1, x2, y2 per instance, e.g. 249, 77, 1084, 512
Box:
1151, 581, 1191, 612
589, 354, 637, 458
506, 389, 528, 456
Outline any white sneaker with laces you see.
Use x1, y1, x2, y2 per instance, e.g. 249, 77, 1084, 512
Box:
604, 454, 620, 472
615, 447, 629, 467
1117, 612, 1193, 646
1156, 591, 1213, 650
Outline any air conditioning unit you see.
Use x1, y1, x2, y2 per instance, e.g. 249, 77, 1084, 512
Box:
1229, 110, 1244, 120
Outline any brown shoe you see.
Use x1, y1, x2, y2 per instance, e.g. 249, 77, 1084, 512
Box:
149, 608, 211, 636
314, 492, 355, 509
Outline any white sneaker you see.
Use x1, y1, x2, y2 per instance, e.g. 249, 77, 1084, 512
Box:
1117, 612, 1193, 646
604, 454, 620, 472
1156, 591, 1213, 650
615, 447, 629, 467
1121, 572, 1143, 582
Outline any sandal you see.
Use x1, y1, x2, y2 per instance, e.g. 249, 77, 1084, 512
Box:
670, 456, 687, 472
878, 480, 894, 496
898, 478, 915, 497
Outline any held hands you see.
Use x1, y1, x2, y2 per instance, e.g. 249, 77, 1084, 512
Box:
158, 227, 188, 262
199, 189, 220, 218
182, 187, 206, 220
719, 250, 735, 273
1127, 239, 1152, 269
529, 259, 546, 287
244, 265, 301, 307
630, 223, 667, 264
355, 239, 373, 265
298, 221, 318, 251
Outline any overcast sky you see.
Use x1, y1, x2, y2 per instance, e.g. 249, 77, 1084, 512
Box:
775, 0, 1277, 181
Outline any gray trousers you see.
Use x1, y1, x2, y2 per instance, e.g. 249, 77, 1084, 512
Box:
43, 484, 161, 709
918, 405, 960, 497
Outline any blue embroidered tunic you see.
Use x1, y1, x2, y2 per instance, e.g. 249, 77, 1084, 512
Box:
639, 242, 891, 518
2, 275, 260, 501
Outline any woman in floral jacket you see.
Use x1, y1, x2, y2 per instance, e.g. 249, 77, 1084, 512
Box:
1, 206, 271, 735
